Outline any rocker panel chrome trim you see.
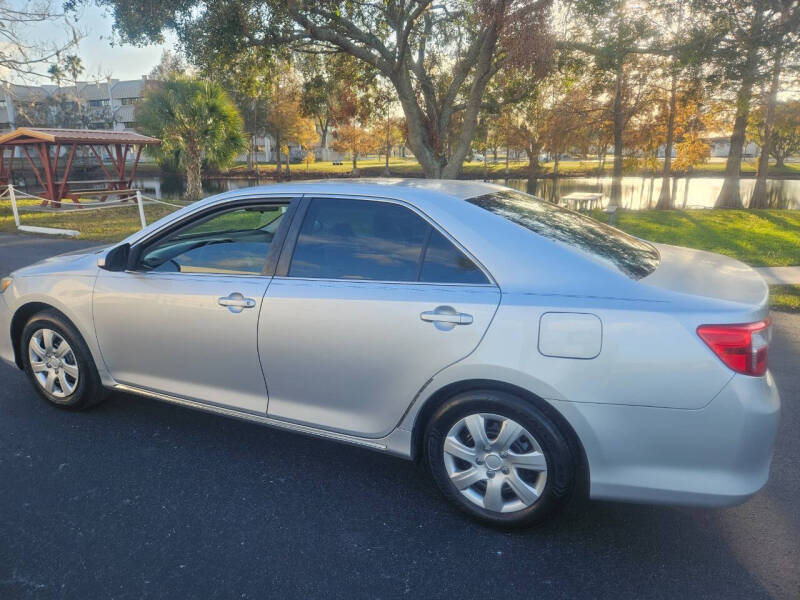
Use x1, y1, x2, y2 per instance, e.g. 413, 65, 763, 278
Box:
113, 383, 388, 450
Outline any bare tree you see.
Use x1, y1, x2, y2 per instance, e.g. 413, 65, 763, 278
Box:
0, 1, 81, 80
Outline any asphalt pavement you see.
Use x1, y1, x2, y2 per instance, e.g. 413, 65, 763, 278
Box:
1, 232, 798, 599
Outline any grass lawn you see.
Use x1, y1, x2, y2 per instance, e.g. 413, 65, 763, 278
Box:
229, 157, 626, 178
230, 157, 550, 178
691, 160, 800, 177
592, 209, 800, 267
770, 285, 800, 313
228, 157, 800, 179
0, 197, 177, 242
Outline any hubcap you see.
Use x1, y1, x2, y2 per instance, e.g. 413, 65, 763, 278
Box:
28, 328, 79, 398
442, 413, 548, 513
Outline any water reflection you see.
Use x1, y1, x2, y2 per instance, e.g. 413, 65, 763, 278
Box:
500, 176, 800, 210
133, 173, 800, 210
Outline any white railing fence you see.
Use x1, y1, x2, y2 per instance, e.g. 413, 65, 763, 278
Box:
2, 184, 189, 237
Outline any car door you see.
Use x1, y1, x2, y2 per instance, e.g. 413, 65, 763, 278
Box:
258, 196, 501, 438
93, 198, 296, 413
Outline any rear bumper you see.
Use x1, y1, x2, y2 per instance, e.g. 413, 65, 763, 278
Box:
554, 371, 780, 507
0, 293, 15, 367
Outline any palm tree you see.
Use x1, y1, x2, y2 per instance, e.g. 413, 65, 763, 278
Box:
47, 64, 66, 87
64, 55, 84, 82
137, 77, 247, 201
63, 55, 85, 125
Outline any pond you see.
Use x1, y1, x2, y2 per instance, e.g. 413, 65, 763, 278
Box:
132, 173, 800, 210
500, 176, 800, 210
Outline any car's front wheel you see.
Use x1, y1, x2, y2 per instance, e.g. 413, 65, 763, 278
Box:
425, 390, 575, 528
21, 310, 108, 410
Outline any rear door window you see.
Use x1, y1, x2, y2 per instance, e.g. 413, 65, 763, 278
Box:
420, 228, 489, 284
288, 198, 489, 284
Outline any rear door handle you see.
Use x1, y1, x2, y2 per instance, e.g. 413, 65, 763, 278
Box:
218, 292, 256, 313
420, 306, 473, 327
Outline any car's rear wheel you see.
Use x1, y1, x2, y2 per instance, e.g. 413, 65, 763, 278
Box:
425, 390, 575, 528
21, 310, 108, 410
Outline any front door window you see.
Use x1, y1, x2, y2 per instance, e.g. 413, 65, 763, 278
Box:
140, 205, 288, 275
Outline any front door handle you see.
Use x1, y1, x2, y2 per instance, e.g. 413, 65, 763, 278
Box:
421, 306, 474, 329
218, 292, 256, 313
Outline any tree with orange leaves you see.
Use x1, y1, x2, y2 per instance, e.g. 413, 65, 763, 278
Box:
331, 123, 379, 176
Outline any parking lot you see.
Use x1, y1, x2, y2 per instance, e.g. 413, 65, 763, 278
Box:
1, 233, 798, 599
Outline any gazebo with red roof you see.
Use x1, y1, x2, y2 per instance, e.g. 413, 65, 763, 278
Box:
0, 127, 160, 207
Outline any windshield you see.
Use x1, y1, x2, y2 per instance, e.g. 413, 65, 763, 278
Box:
467, 190, 660, 279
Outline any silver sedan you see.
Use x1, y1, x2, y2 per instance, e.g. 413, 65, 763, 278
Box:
0, 180, 780, 527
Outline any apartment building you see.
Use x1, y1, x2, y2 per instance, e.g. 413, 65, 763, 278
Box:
0, 77, 150, 134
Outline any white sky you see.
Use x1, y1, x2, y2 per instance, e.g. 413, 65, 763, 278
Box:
8, 2, 174, 83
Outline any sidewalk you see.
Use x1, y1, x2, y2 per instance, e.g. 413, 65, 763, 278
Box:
755, 266, 800, 285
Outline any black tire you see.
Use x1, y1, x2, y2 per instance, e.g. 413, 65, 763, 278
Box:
20, 310, 108, 410
425, 389, 575, 528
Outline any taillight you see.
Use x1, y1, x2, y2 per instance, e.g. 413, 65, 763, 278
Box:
697, 318, 772, 376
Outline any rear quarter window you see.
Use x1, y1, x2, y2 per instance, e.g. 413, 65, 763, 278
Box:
467, 190, 660, 279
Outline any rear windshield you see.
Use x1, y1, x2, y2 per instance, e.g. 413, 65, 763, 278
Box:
467, 190, 660, 279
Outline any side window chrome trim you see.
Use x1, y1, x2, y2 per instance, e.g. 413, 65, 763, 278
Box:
271, 276, 497, 287
281, 194, 497, 287
122, 271, 276, 280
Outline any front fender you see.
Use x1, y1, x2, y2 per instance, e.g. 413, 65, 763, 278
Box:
5, 274, 114, 385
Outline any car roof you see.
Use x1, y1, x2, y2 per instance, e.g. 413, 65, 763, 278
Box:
215, 178, 506, 203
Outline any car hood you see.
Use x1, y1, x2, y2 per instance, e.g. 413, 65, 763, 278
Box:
641, 243, 769, 312
12, 244, 109, 277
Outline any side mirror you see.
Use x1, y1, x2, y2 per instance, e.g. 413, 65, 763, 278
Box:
97, 243, 131, 272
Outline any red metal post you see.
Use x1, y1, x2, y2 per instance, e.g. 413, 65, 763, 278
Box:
89, 144, 115, 181
21, 145, 48, 205
128, 145, 144, 187
37, 142, 59, 207
57, 143, 77, 202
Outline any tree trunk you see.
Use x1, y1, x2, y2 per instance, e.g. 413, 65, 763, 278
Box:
715, 6, 763, 209
526, 147, 540, 177
505, 145, 510, 176
247, 134, 255, 171
275, 134, 283, 180
751, 49, 783, 209
318, 115, 329, 149
638, 176, 645, 206
610, 62, 625, 207
682, 172, 692, 208
185, 147, 203, 202
384, 139, 390, 176
352, 151, 359, 177
550, 155, 560, 203
775, 154, 785, 168
388, 22, 498, 179
656, 69, 678, 209
671, 176, 679, 209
